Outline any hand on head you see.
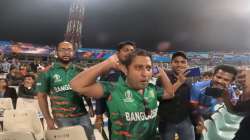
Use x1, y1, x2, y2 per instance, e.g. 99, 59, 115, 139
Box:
107, 54, 127, 74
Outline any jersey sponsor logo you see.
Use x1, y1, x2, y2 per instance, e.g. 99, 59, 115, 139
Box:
52, 84, 72, 93
123, 90, 134, 102
125, 108, 157, 122
53, 74, 62, 83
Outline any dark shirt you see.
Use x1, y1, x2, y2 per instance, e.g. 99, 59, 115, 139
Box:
228, 99, 250, 140
30, 62, 39, 72
0, 87, 18, 108
157, 71, 192, 123
233, 99, 250, 113
6, 74, 22, 86
18, 85, 37, 99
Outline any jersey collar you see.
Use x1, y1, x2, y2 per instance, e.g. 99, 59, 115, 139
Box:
53, 62, 74, 69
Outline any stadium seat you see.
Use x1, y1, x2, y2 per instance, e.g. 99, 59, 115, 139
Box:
9, 86, 19, 94
3, 109, 44, 140
211, 112, 239, 131
45, 125, 88, 140
202, 119, 234, 140
16, 98, 43, 118
94, 129, 104, 140
0, 98, 13, 118
201, 119, 218, 140
0, 131, 36, 140
219, 107, 243, 124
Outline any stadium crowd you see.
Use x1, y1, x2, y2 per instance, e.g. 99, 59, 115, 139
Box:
0, 41, 249, 140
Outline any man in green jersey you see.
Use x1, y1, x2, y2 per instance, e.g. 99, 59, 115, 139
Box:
36, 41, 95, 140
70, 49, 184, 140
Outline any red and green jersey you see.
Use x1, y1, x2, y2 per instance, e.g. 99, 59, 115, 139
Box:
36, 62, 87, 118
101, 77, 163, 140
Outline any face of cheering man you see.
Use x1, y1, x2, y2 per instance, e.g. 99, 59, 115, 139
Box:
171, 55, 188, 75
211, 69, 234, 90
117, 41, 136, 64
56, 42, 74, 64
126, 56, 152, 90
210, 65, 237, 91
125, 50, 153, 90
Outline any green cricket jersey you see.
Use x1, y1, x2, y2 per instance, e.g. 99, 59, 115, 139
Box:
36, 62, 87, 118
101, 77, 163, 140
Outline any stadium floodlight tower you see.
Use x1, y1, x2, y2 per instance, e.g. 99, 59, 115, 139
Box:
64, 0, 84, 50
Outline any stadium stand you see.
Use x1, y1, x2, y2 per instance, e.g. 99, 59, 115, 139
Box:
45, 125, 88, 140
3, 109, 44, 140
0, 131, 36, 140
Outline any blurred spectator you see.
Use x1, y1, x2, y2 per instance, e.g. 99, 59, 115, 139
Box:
11, 58, 20, 69
201, 71, 213, 81
0, 51, 4, 73
19, 65, 28, 76
0, 78, 18, 108
6, 66, 22, 86
44, 62, 52, 72
18, 74, 37, 99
0, 58, 11, 73
37, 64, 45, 72
0, 50, 4, 61
30, 60, 39, 73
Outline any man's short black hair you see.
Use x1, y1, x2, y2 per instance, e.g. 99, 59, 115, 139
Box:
123, 48, 152, 68
9, 65, 17, 71
171, 51, 188, 61
116, 41, 136, 51
214, 65, 238, 81
56, 41, 74, 50
24, 74, 35, 80
202, 71, 213, 77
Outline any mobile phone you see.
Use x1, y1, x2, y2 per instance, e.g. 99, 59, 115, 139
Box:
186, 67, 201, 77
152, 66, 160, 75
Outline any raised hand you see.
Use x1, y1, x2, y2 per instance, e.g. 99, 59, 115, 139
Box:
107, 54, 127, 74
176, 70, 189, 84
46, 118, 57, 130
196, 120, 207, 134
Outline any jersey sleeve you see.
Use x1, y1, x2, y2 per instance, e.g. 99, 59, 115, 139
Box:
35, 72, 49, 94
99, 81, 115, 98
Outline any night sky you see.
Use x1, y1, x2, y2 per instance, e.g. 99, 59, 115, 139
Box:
0, 0, 250, 51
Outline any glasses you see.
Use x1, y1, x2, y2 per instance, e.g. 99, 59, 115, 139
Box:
143, 98, 151, 116
57, 49, 73, 53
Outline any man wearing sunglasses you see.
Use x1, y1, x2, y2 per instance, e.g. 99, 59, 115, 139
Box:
70, 49, 184, 140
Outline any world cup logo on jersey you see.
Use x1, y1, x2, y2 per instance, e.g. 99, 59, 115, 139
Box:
53, 74, 62, 83
124, 90, 134, 102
